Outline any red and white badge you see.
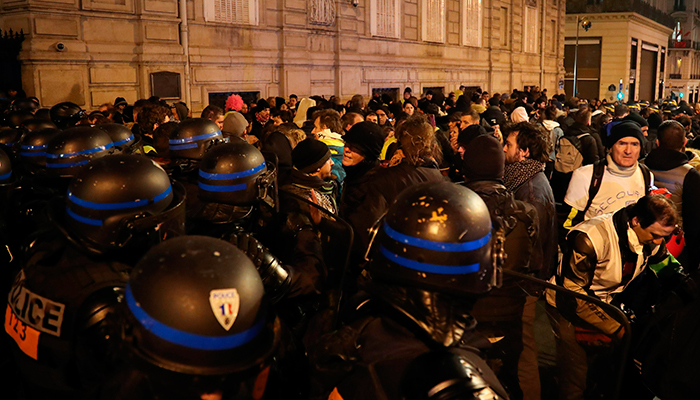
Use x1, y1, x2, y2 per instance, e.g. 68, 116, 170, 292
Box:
209, 288, 240, 331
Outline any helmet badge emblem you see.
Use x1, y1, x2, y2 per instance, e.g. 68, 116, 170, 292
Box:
209, 288, 240, 331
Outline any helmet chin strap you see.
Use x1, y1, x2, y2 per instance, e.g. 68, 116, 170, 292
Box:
370, 282, 477, 347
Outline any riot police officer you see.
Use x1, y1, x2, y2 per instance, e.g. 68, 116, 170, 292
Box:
101, 235, 281, 400
161, 118, 225, 216
309, 181, 509, 400
5, 155, 185, 399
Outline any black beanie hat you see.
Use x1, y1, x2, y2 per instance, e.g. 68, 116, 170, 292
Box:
462, 134, 504, 181
623, 112, 649, 127
606, 120, 645, 149
457, 124, 487, 148
344, 122, 385, 161
292, 139, 331, 173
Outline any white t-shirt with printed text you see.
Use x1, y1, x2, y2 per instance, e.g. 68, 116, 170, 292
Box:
564, 163, 652, 219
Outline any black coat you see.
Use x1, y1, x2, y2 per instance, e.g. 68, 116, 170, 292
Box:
341, 161, 445, 252
565, 122, 601, 166
644, 147, 700, 272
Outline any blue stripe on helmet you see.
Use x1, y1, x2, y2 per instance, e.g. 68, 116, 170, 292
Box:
46, 142, 114, 159
21, 144, 47, 150
170, 143, 199, 151
68, 185, 172, 211
125, 285, 264, 351
66, 207, 103, 226
46, 160, 90, 168
198, 182, 247, 192
380, 246, 481, 275
168, 131, 222, 145
382, 222, 491, 252
199, 162, 266, 181
21, 152, 46, 157
113, 135, 135, 147
0, 171, 11, 180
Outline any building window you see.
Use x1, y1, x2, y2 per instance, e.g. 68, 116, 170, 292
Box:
523, 1, 539, 53
370, 0, 401, 38
204, 0, 258, 25
422, 0, 446, 43
499, 6, 509, 48
462, 0, 482, 47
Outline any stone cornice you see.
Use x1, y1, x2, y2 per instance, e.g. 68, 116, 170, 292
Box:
565, 12, 674, 34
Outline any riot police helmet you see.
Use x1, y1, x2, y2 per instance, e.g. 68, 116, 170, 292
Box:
11, 97, 40, 113
0, 147, 13, 185
368, 181, 497, 296
19, 127, 61, 168
22, 118, 57, 133
400, 349, 502, 400
34, 108, 51, 121
45, 126, 114, 177
169, 118, 224, 160
0, 127, 22, 154
198, 140, 273, 206
64, 154, 185, 252
4, 110, 34, 128
50, 101, 86, 129
124, 236, 279, 396
97, 123, 141, 153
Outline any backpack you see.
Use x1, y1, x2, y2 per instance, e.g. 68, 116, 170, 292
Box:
582, 158, 652, 215
554, 133, 589, 174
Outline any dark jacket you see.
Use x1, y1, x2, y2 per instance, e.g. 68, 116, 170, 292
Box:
644, 147, 700, 272
278, 170, 338, 297
310, 286, 509, 400
468, 180, 539, 319
511, 171, 558, 280
343, 160, 445, 252
565, 122, 601, 166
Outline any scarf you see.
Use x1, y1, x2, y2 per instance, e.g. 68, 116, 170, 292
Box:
503, 158, 544, 192
605, 154, 637, 177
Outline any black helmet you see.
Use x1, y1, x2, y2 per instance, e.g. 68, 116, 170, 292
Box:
369, 182, 496, 296
198, 140, 273, 206
0, 127, 22, 154
97, 123, 141, 153
169, 118, 224, 160
45, 126, 114, 176
34, 108, 51, 121
65, 155, 185, 251
0, 147, 12, 185
19, 128, 61, 167
125, 235, 280, 379
4, 110, 33, 128
11, 97, 40, 113
50, 101, 85, 129
400, 349, 502, 400
21, 118, 57, 133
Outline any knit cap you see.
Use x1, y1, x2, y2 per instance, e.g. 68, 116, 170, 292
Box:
292, 139, 331, 173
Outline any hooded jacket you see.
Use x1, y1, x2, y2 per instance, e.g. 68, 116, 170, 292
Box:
644, 147, 700, 271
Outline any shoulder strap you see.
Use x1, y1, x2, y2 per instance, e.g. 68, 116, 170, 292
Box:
583, 159, 607, 215
638, 162, 652, 195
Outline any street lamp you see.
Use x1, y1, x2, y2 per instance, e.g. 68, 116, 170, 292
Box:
573, 16, 592, 98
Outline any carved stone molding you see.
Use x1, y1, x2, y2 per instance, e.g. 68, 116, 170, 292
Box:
309, 0, 336, 26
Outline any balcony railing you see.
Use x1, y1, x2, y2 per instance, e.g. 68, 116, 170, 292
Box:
668, 39, 700, 51
568, 0, 676, 28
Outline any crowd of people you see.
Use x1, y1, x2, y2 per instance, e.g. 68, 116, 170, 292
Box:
0, 85, 699, 400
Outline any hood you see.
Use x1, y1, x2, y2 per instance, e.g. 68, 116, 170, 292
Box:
644, 147, 689, 171
542, 120, 560, 131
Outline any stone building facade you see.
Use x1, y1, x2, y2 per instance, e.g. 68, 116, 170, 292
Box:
564, 0, 674, 102
0, 0, 565, 111
666, 0, 700, 102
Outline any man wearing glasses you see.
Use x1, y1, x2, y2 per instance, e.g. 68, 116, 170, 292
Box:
546, 195, 688, 399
